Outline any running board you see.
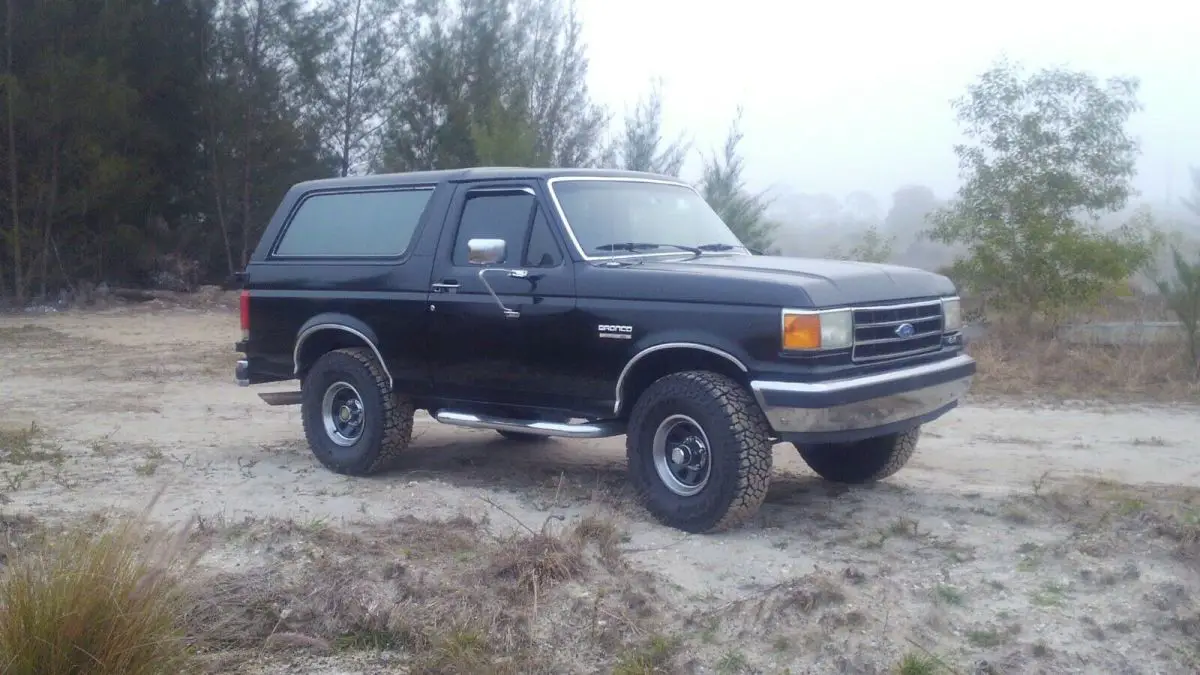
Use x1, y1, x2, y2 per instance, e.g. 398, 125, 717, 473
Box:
433, 410, 624, 438
258, 391, 302, 406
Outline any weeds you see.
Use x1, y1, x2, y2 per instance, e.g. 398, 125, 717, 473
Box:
932, 584, 965, 606
178, 511, 656, 673
967, 325, 1200, 401
1031, 581, 1068, 607
715, 648, 750, 674
612, 634, 678, 675
491, 529, 585, 592
966, 628, 1003, 647
0, 497, 201, 674
0, 422, 64, 466
0, 325, 68, 347
894, 651, 941, 675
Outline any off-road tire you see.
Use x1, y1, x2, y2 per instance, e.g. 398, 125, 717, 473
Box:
793, 426, 920, 484
625, 370, 774, 533
301, 347, 414, 476
496, 430, 549, 443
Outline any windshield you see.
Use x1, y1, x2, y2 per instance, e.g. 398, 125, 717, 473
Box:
549, 179, 748, 258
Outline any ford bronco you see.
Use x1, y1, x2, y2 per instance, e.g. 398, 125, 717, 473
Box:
234, 167, 976, 533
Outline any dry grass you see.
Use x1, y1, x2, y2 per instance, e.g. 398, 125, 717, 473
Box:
181, 510, 660, 673
966, 322, 1200, 402
0, 496, 202, 675
1017, 478, 1200, 559
0, 324, 69, 347
0, 506, 659, 674
1009, 478, 1200, 666
0, 424, 41, 461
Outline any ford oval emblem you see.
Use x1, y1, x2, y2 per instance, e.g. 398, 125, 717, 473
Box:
895, 322, 916, 338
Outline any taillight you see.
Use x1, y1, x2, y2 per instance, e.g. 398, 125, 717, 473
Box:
239, 290, 250, 340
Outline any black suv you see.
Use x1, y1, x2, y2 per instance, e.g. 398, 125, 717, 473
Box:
234, 167, 976, 533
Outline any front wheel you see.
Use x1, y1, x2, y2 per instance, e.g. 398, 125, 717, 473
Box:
300, 347, 415, 476
625, 371, 774, 533
793, 426, 920, 484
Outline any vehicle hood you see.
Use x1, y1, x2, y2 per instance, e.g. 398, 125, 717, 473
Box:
594, 254, 957, 307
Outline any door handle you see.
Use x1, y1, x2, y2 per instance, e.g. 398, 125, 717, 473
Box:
431, 280, 460, 292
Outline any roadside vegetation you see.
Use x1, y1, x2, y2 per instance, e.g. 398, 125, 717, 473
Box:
1, 470, 1198, 673
2, 1, 1200, 674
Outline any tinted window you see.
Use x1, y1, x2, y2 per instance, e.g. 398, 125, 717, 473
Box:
523, 206, 563, 267
274, 187, 433, 257
452, 191, 536, 266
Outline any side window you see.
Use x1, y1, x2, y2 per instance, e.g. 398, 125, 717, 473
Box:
523, 206, 563, 268
274, 187, 433, 257
452, 191, 535, 266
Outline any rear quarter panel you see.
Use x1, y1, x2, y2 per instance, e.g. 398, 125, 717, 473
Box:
240, 181, 456, 391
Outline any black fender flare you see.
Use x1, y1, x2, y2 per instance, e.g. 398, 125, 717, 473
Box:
292, 313, 392, 389
613, 337, 751, 416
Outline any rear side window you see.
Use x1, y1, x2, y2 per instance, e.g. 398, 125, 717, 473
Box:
273, 187, 434, 257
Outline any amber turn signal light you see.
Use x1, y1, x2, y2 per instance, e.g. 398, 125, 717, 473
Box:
782, 313, 822, 350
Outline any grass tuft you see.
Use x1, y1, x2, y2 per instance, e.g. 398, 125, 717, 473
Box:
0, 496, 201, 674
612, 634, 678, 675
490, 530, 585, 592
894, 651, 941, 675
0, 422, 64, 466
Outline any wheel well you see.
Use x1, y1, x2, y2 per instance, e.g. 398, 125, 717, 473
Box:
617, 347, 750, 418
294, 328, 384, 383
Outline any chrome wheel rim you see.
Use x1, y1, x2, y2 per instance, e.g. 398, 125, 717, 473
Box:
321, 381, 365, 447
652, 414, 712, 497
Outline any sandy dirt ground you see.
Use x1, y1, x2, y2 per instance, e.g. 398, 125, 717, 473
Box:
1, 305, 1198, 674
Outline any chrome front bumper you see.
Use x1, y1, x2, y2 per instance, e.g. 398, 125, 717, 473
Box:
750, 353, 976, 444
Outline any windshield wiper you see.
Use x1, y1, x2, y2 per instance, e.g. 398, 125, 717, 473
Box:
694, 243, 743, 252
593, 242, 702, 257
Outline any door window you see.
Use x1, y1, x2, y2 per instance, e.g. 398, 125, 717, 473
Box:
451, 191, 536, 266
523, 206, 564, 268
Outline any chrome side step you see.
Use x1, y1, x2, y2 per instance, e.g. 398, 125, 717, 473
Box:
433, 410, 624, 438
258, 391, 302, 406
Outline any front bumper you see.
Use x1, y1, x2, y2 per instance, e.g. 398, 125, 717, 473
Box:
750, 353, 976, 444
235, 358, 249, 386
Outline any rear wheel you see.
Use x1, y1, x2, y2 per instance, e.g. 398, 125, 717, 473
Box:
301, 347, 414, 476
625, 370, 773, 533
793, 427, 920, 484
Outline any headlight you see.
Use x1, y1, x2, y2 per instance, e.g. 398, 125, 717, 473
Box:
941, 297, 963, 332
781, 308, 853, 351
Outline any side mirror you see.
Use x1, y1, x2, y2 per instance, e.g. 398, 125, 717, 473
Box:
467, 238, 506, 265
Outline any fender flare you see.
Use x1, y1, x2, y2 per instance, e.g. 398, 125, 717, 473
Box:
292, 313, 392, 389
613, 341, 749, 416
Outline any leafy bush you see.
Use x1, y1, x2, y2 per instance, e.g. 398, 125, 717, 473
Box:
927, 59, 1154, 322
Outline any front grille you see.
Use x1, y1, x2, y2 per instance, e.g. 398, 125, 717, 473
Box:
851, 300, 944, 363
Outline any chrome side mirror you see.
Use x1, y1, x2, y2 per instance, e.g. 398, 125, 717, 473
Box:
467, 238, 506, 265
467, 237, 527, 319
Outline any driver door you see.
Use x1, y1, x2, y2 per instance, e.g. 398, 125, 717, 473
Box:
426, 182, 581, 410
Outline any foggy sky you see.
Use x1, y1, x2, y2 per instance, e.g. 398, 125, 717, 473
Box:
576, 0, 1199, 208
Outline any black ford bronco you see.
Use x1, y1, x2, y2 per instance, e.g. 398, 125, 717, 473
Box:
234, 167, 975, 533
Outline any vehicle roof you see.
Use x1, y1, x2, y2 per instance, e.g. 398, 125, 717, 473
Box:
289, 166, 688, 192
